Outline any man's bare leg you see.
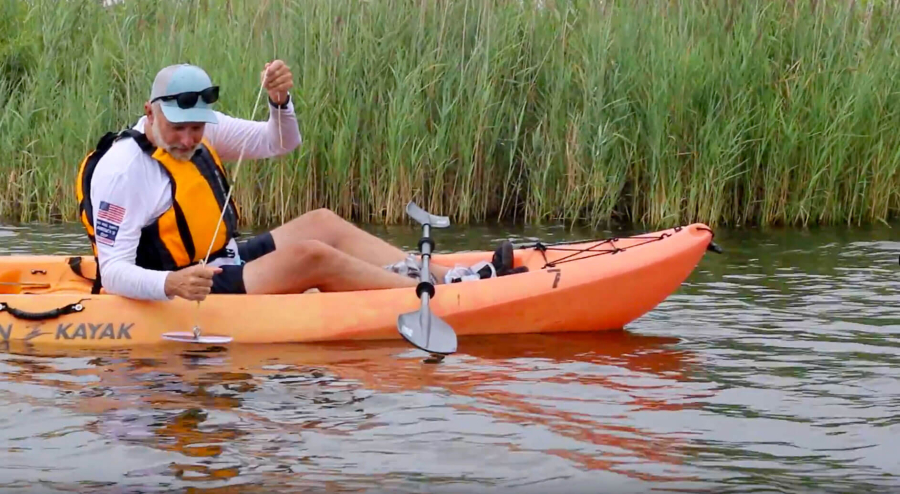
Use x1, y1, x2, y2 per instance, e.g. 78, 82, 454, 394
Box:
242, 240, 419, 294
268, 208, 453, 282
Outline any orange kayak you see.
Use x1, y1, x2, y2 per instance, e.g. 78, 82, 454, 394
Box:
0, 223, 715, 348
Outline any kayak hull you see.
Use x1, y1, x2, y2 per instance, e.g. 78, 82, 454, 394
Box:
0, 224, 714, 347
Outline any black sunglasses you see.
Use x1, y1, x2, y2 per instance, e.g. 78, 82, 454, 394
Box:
151, 86, 219, 109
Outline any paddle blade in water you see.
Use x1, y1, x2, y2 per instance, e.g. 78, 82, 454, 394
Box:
162, 332, 234, 344
398, 311, 457, 355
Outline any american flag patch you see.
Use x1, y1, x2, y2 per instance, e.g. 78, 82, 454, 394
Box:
98, 201, 126, 223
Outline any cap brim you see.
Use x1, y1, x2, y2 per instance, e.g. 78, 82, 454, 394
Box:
159, 102, 218, 124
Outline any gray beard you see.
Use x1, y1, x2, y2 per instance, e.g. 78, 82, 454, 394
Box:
150, 118, 200, 161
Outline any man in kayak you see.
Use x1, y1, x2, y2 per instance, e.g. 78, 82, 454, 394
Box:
76, 61, 522, 302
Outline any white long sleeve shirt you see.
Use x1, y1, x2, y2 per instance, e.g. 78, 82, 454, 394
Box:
89, 100, 302, 301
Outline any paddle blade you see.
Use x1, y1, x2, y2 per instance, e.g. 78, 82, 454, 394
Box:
398, 311, 457, 355
405, 202, 450, 229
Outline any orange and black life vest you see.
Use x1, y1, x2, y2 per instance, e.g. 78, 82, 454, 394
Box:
75, 128, 240, 293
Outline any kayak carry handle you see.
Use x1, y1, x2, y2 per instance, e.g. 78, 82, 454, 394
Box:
695, 226, 723, 254
0, 300, 86, 321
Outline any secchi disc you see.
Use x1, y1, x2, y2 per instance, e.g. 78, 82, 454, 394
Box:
161, 332, 233, 344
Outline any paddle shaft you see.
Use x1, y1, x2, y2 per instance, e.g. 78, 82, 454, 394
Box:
417, 223, 434, 343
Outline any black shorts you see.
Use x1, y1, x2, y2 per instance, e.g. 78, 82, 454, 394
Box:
210, 232, 276, 294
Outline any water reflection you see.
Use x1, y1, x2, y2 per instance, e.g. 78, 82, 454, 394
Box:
3, 221, 900, 492
0, 330, 703, 491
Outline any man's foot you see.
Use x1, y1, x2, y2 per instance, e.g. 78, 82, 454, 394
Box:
488, 240, 528, 277
492, 240, 514, 276
444, 240, 528, 283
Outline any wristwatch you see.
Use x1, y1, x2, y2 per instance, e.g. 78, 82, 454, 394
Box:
269, 93, 291, 109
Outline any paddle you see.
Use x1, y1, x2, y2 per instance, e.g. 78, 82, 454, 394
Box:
397, 201, 458, 357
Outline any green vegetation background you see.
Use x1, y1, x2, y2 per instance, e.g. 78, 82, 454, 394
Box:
2, 0, 898, 229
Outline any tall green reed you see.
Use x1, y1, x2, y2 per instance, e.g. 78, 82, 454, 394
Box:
2, 0, 900, 230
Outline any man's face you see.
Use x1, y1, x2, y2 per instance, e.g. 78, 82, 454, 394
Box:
146, 102, 205, 161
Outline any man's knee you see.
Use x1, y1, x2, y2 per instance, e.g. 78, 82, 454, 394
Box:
301, 207, 344, 226
281, 208, 350, 245
285, 239, 331, 266
273, 208, 344, 245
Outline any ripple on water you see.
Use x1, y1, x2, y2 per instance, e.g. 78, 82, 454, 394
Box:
0, 223, 899, 492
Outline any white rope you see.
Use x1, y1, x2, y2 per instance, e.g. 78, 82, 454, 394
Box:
192, 71, 271, 337
201, 76, 269, 266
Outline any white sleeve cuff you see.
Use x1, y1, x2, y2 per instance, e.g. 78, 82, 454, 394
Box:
149, 269, 171, 301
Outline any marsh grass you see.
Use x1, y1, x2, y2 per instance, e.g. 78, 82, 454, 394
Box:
3, 0, 900, 229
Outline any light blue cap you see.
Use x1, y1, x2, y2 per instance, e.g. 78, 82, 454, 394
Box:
149, 64, 218, 124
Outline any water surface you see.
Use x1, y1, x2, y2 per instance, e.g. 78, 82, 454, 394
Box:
0, 221, 898, 493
